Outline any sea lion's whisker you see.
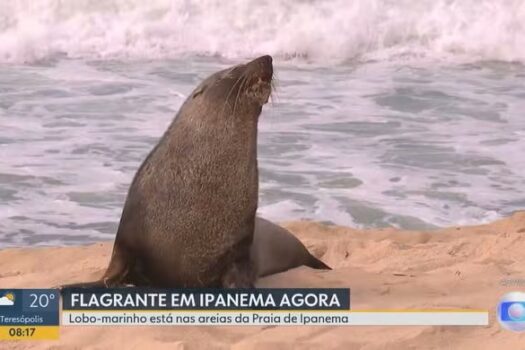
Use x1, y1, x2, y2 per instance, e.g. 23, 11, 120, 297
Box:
221, 73, 246, 116
233, 74, 249, 117
270, 77, 280, 107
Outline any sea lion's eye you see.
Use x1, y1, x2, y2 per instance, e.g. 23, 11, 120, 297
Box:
192, 85, 207, 99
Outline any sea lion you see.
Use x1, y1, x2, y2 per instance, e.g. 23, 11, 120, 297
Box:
252, 217, 331, 277
62, 55, 273, 289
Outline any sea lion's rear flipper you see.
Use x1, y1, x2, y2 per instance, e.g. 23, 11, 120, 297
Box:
221, 259, 257, 288
306, 254, 331, 270
221, 232, 257, 288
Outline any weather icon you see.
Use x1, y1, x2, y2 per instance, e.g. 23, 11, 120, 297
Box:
0, 292, 15, 306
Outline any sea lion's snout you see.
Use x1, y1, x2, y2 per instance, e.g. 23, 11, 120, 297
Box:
250, 55, 273, 82
245, 55, 273, 105
198, 55, 273, 110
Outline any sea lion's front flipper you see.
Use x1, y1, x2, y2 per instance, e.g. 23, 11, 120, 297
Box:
99, 243, 134, 287
58, 244, 133, 289
58, 280, 108, 289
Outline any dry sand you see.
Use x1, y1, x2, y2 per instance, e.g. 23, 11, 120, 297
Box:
1, 212, 525, 349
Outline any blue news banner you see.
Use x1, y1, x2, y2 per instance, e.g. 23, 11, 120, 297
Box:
61, 288, 351, 326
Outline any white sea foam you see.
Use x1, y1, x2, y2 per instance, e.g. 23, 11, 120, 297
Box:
1, 31, 525, 247
1, 0, 525, 64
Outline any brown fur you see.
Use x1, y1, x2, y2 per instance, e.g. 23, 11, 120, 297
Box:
62, 55, 273, 289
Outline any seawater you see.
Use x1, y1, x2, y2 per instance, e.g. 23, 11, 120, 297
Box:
0, 0, 524, 247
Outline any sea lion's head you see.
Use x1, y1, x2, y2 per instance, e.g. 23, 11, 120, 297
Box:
189, 55, 273, 114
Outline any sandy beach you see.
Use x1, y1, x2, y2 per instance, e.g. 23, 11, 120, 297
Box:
1, 212, 524, 349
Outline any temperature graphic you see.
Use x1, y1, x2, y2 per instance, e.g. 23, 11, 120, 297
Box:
0, 289, 60, 340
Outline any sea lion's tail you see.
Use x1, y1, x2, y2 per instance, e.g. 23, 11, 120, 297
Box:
306, 254, 332, 270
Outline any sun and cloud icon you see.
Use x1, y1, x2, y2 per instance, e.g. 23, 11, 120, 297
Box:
0, 292, 15, 306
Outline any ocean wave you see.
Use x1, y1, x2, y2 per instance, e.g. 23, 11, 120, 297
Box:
1, 0, 524, 64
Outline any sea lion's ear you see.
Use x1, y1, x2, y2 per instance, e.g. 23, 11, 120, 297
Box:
192, 85, 207, 99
